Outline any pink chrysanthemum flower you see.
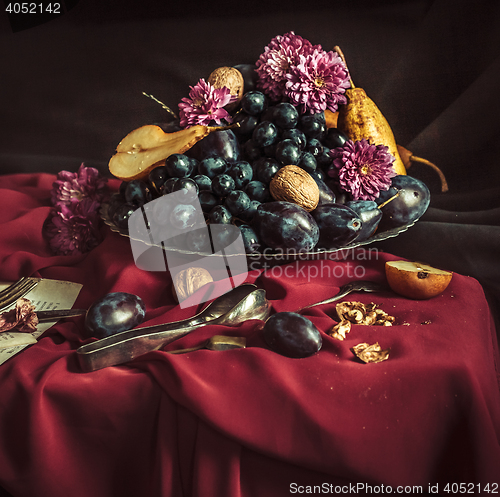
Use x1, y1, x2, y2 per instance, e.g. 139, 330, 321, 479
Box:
44, 199, 102, 256
255, 31, 320, 101
285, 49, 350, 114
51, 163, 108, 207
328, 139, 397, 201
178, 79, 236, 128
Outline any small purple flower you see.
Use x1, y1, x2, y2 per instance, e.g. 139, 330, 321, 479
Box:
178, 79, 236, 128
255, 31, 320, 101
44, 199, 103, 256
51, 163, 108, 208
328, 139, 397, 201
285, 49, 350, 114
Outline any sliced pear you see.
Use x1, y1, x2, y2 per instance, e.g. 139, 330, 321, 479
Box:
109, 124, 213, 181
385, 260, 453, 300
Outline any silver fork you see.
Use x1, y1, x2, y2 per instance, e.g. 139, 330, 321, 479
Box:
0, 277, 41, 312
295, 280, 387, 313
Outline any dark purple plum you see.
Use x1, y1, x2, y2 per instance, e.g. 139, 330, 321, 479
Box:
233, 64, 258, 93
84, 292, 146, 339
262, 312, 322, 358
188, 129, 241, 163
253, 201, 319, 252
312, 204, 362, 249
309, 170, 336, 206
346, 200, 383, 241
376, 175, 431, 230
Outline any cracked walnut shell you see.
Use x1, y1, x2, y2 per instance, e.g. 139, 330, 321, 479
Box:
172, 267, 214, 302
270, 165, 320, 211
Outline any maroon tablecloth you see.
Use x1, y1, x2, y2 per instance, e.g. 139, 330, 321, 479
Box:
0, 173, 499, 497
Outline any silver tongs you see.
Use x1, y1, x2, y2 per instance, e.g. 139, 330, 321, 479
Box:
75, 284, 270, 372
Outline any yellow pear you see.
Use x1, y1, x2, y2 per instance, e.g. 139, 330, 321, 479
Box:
109, 124, 222, 181
334, 46, 406, 176
337, 87, 406, 175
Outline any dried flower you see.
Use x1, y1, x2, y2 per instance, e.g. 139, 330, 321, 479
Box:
0, 298, 38, 333
284, 49, 350, 114
44, 199, 102, 256
51, 163, 107, 207
178, 78, 236, 127
255, 31, 319, 101
328, 139, 397, 200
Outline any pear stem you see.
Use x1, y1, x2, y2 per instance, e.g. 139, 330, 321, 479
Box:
333, 46, 355, 89
407, 155, 449, 193
142, 92, 178, 119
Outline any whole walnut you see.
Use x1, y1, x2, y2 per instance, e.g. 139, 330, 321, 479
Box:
207, 66, 244, 111
269, 165, 320, 212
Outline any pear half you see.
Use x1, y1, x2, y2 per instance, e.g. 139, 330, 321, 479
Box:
109, 124, 214, 181
385, 260, 453, 299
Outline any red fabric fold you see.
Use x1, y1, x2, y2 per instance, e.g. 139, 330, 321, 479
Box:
0, 173, 499, 497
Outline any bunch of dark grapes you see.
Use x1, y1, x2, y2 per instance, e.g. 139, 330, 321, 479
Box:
108, 86, 352, 255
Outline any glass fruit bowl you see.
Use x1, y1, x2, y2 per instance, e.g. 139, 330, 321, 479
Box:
100, 202, 419, 269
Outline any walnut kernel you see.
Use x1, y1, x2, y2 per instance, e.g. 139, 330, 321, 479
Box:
172, 267, 214, 302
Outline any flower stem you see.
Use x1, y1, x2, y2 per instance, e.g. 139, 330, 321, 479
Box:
142, 92, 178, 119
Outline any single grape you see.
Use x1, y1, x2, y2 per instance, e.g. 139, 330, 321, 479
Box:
148, 165, 169, 194
253, 157, 280, 184
306, 138, 324, 157
238, 200, 261, 223
245, 180, 270, 202
199, 191, 220, 213
198, 156, 228, 179
172, 177, 199, 203
165, 153, 194, 178
170, 203, 200, 230
161, 177, 178, 195
112, 202, 137, 230
208, 205, 233, 224
275, 139, 301, 166
193, 174, 212, 192
233, 112, 259, 136
240, 90, 267, 115
299, 112, 327, 139
229, 161, 253, 190
297, 151, 317, 173
281, 128, 307, 150
252, 121, 278, 148
262, 312, 322, 358
323, 128, 349, 149
242, 139, 262, 162
212, 174, 235, 197
84, 292, 146, 339
272, 102, 299, 129
225, 190, 251, 217
238, 224, 260, 253
124, 179, 152, 208
185, 227, 212, 253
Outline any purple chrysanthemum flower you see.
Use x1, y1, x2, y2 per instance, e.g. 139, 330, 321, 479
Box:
51, 163, 108, 208
328, 139, 397, 201
255, 31, 320, 101
44, 199, 102, 256
178, 79, 236, 128
285, 49, 350, 114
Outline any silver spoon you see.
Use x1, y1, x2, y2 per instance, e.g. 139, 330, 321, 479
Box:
166, 335, 247, 354
295, 280, 386, 313
76, 284, 270, 372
